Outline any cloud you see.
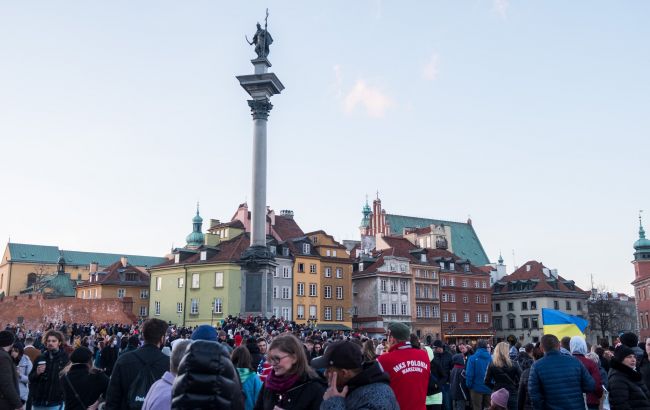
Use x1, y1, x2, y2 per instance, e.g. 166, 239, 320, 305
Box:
422, 53, 440, 81
494, 0, 508, 19
343, 80, 394, 118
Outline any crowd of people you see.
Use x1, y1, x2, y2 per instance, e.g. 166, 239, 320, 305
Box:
1, 316, 650, 410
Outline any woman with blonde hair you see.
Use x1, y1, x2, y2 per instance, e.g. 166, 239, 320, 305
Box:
254, 334, 325, 410
484, 341, 521, 410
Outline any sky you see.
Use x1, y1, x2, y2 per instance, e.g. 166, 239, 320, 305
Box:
0, 1, 648, 294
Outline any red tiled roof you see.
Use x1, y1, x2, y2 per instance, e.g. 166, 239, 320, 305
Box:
152, 234, 251, 268
273, 215, 305, 241
497, 260, 586, 293
476, 266, 493, 274
80, 260, 149, 286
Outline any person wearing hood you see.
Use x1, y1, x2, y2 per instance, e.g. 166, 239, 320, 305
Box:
569, 336, 603, 410
313, 340, 398, 410
449, 353, 469, 410
466, 339, 492, 410
232, 346, 263, 410
608, 345, 650, 410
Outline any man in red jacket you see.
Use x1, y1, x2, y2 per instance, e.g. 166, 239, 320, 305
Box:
377, 322, 430, 410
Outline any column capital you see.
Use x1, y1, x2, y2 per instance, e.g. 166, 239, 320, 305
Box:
248, 98, 273, 120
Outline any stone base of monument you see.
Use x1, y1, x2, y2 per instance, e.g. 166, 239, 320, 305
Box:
239, 245, 275, 317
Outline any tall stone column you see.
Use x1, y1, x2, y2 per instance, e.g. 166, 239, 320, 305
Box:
237, 57, 284, 317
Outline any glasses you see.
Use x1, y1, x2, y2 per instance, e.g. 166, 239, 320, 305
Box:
269, 354, 290, 364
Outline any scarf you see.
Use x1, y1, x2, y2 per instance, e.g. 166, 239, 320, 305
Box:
265, 369, 300, 393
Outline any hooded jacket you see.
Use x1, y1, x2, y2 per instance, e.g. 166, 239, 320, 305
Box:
449, 354, 470, 401
570, 337, 603, 407
608, 359, 650, 410
238, 367, 263, 410
465, 348, 492, 394
320, 361, 399, 410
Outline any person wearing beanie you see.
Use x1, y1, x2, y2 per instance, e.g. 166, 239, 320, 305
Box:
377, 322, 430, 410
431, 339, 453, 410
449, 353, 469, 410
191, 324, 218, 342
0, 330, 22, 410
60, 347, 110, 410
608, 344, 650, 409
489, 388, 509, 410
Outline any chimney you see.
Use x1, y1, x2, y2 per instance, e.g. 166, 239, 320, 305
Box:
120, 256, 128, 267
210, 219, 220, 228
280, 210, 294, 219
89, 261, 99, 274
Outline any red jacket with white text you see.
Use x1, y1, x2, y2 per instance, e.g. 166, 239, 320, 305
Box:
377, 341, 430, 410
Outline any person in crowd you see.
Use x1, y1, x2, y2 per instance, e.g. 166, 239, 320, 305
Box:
639, 337, 650, 393
432, 339, 453, 410
608, 345, 650, 410
466, 339, 493, 410
509, 342, 519, 361
528, 334, 595, 410
362, 339, 377, 363
232, 346, 263, 410
0, 330, 22, 410
517, 344, 544, 410
100, 335, 118, 375
12, 342, 32, 405
60, 346, 110, 410
105, 319, 170, 410
620, 332, 645, 366
254, 333, 325, 410
142, 339, 191, 410
29, 330, 70, 410
560, 336, 572, 355
314, 340, 398, 410
490, 388, 510, 410
120, 335, 140, 356
218, 330, 234, 353
516, 344, 534, 372
377, 322, 430, 410
311, 341, 323, 361
596, 346, 612, 373
23, 336, 41, 364
425, 340, 445, 410
449, 353, 469, 410
570, 336, 603, 410
256, 337, 272, 383
375, 339, 386, 356
246, 337, 264, 370
485, 342, 521, 410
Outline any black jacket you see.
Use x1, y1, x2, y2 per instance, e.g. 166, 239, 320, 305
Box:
608, 359, 650, 410
171, 340, 244, 410
639, 356, 650, 395
254, 373, 325, 410
517, 367, 533, 410
516, 352, 533, 372
0, 348, 22, 409
433, 350, 453, 384
105, 344, 169, 410
29, 349, 70, 406
61, 364, 110, 410
485, 363, 521, 410
450, 365, 470, 401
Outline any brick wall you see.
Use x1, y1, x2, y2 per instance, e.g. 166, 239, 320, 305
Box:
0, 294, 137, 330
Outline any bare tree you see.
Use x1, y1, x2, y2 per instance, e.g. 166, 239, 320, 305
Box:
589, 285, 636, 344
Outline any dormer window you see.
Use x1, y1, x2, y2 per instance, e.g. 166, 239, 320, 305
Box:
302, 243, 311, 254
200, 251, 207, 261
463, 264, 470, 272
174, 254, 180, 264
420, 254, 427, 263
282, 247, 290, 257
269, 246, 276, 255
439, 261, 445, 269
126, 273, 137, 281
449, 262, 455, 270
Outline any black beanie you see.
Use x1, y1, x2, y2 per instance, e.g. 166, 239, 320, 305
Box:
620, 332, 639, 348
614, 345, 636, 363
70, 347, 93, 364
0, 330, 15, 348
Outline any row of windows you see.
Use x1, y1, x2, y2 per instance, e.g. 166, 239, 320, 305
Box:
297, 264, 345, 278
380, 279, 408, 293
295, 305, 345, 321
295, 283, 345, 299
442, 293, 488, 304
154, 273, 224, 291
415, 285, 439, 299
493, 316, 539, 330
380, 303, 409, 316
154, 298, 224, 316
440, 278, 488, 288
79, 288, 149, 299
414, 269, 437, 279
495, 300, 582, 312
273, 266, 292, 278
443, 312, 490, 323
415, 304, 440, 318
639, 312, 650, 329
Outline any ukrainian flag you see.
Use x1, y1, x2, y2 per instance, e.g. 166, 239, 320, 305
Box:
541, 308, 588, 339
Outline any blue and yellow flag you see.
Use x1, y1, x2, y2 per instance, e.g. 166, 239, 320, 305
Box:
541, 308, 588, 339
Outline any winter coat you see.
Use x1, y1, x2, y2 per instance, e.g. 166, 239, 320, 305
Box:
60, 364, 110, 410
105, 344, 170, 410
16, 354, 32, 401
28, 348, 70, 407
142, 371, 174, 410
100, 344, 118, 375
573, 354, 603, 407
0, 348, 22, 409
450, 364, 470, 401
639, 356, 650, 394
238, 367, 263, 410
253, 373, 325, 410
608, 359, 650, 410
320, 361, 399, 410
485, 363, 521, 410
517, 367, 533, 410
516, 352, 533, 372
466, 348, 492, 394
433, 349, 453, 384
172, 340, 244, 410
528, 350, 595, 410
377, 342, 430, 410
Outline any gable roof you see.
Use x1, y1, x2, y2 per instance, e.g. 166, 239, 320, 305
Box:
273, 215, 305, 241
153, 233, 251, 268
384, 214, 489, 265
6, 243, 165, 267
495, 260, 587, 294
83, 260, 149, 286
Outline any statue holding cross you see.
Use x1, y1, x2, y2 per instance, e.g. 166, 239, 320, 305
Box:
246, 9, 273, 59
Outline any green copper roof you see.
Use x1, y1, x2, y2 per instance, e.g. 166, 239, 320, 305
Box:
186, 205, 205, 248
384, 214, 490, 265
7, 243, 165, 267
635, 218, 650, 250
43, 273, 76, 297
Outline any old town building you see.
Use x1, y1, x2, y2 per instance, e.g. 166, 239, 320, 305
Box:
632, 216, 650, 339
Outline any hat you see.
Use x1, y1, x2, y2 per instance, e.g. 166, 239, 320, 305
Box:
491, 388, 510, 408
432, 339, 444, 348
191, 325, 217, 342
452, 353, 465, 365
620, 332, 639, 348
310, 341, 363, 370
614, 345, 636, 363
0, 330, 15, 348
387, 322, 410, 341
70, 347, 93, 364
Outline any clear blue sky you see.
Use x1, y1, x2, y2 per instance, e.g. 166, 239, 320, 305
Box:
1, 1, 648, 294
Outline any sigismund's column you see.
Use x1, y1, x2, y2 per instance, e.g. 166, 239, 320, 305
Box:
237, 17, 284, 317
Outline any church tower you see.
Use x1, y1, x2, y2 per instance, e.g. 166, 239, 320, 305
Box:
632, 213, 650, 338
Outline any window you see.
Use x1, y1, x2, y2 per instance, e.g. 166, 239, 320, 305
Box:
507, 302, 514, 311
442, 293, 448, 302
214, 298, 222, 314
401, 303, 407, 315
566, 300, 572, 310
449, 278, 455, 287
215, 272, 224, 287
297, 305, 305, 319
381, 279, 387, 292
298, 263, 305, 273
391, 303, 397, 315
282, 287, 290, 299
309, 305, 317, 319
273, 287, 278, 299
273, 267, 279, 278
140, 289, 149, 299
464, 312, 470, 322
522, 317, 529, 328
309, 283, 317, 297
508, 318, 515, 329
554, 300, 559, 310
139, 306, 147, 316
303, 243, 311, 254
390, 280, 397, 293
495, 303, 501, 312
449, 262, 455, 270
494, 317, 502, 330
522, 301, 528, 310
190, 299, 199, 314
282, 307, 290, 319
463, 295, 469, 303
283, 267, 291, 278
476, 313, 482, 323
117, 288, 126, 298
462, 279, 468, 288
336, 307, 343, 321
483, 313, 488, 323
400, 280, 407, 293
399, 264, 406, 273
475, 295, 480, 303
333, 250, 337, 257
336, 268, 343, 278
176, 302, 183, 313
443, 312, 449, 322
297, 282, 305, 296
450, 293, 456, 302
381, 303, 387, 315
324, 285, 332, 299
283, 247, 290, 257
177, 277, 184, 288
441, 278, 447, 286
482, 295, 487, 304
324, 307, 332, 321
273, 307, 279, 317
425, 305, 431, 318
156, 277, 162, 291
174, 254, 180, 264
154, 301, 161, 315
191, 273, 200, 289
463, 264, 470, 272
417, 305, 423, 317
310, 264, 317, 274
450, 312, 457, 322
415, 285, 421, 298
200, 250, 207, 261
423, 286, 429, 298
336, 286, 343, 299
474, 280, 480, 288
577, 301, 582, 311
325, 267, 332, 277
269, 246, 276, 255
482, 281, 487, 288
531, 301, 537, 310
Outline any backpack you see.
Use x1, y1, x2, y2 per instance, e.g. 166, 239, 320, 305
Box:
127, 354, 157, 410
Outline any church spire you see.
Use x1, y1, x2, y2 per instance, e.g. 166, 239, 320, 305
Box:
640, 211, 646, 240
186, 203, 205, 248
